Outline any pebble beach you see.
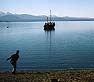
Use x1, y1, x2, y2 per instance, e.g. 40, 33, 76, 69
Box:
0, 70, 94, 82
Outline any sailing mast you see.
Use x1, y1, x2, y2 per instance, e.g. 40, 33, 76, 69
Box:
44, 10, 55, 30
50, 10, 51, 22
47, 16, 48, 23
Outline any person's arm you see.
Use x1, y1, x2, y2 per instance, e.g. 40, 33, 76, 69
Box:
6, 56, 12, 61
6, 54, 15, 61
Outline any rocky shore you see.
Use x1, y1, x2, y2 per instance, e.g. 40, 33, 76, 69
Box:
0, 70, 94, 82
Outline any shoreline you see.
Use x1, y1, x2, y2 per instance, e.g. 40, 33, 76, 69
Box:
0, 69, 94, 82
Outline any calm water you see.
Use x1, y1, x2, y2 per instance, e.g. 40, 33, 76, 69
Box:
0, 21, 94, 71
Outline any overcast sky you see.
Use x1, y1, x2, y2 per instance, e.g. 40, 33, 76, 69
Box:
0, 0, 94, 17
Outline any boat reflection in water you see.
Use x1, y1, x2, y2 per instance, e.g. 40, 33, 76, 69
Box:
44, 10, 55, 31
45, 30, 55, 54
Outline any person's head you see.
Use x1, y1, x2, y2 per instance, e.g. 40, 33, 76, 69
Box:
16, 50, 19, 54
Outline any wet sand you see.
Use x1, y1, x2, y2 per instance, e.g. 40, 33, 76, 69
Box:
0, 70, 94, 82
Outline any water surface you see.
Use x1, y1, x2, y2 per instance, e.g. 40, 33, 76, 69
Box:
0, 21, 94, 71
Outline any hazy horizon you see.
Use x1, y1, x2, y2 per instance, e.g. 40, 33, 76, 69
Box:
0, 0, 94, 17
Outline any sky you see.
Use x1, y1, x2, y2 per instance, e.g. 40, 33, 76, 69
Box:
0, 0, 94, 17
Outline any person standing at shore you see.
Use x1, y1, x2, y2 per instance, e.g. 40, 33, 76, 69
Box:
7, 50, 19, 74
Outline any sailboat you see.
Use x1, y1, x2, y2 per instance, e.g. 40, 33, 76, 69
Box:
44, 10, 55, 31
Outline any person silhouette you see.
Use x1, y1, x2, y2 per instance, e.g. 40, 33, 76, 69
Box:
7, 50, 19, 74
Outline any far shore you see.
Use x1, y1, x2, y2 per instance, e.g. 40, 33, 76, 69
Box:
0, 69, 94, 82
1, 20, 94, 22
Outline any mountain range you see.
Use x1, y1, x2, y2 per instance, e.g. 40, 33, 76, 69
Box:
0, 11, 94, 22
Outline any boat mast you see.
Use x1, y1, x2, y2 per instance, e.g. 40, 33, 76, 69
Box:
47, 16, 48, 23
50, 10, 51, 22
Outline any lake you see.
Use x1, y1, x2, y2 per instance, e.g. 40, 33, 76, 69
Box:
0, 21, 94, 71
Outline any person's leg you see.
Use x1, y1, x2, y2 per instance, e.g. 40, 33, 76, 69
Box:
12, 65, 14, 73
12, 63, 16, 74
14, 63, 16, 74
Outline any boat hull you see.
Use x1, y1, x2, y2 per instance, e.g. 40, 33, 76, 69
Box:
44, 22, 55, 31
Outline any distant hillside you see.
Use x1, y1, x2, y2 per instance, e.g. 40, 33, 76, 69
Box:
0, 15, 22, 22
0, 11, 94, 22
